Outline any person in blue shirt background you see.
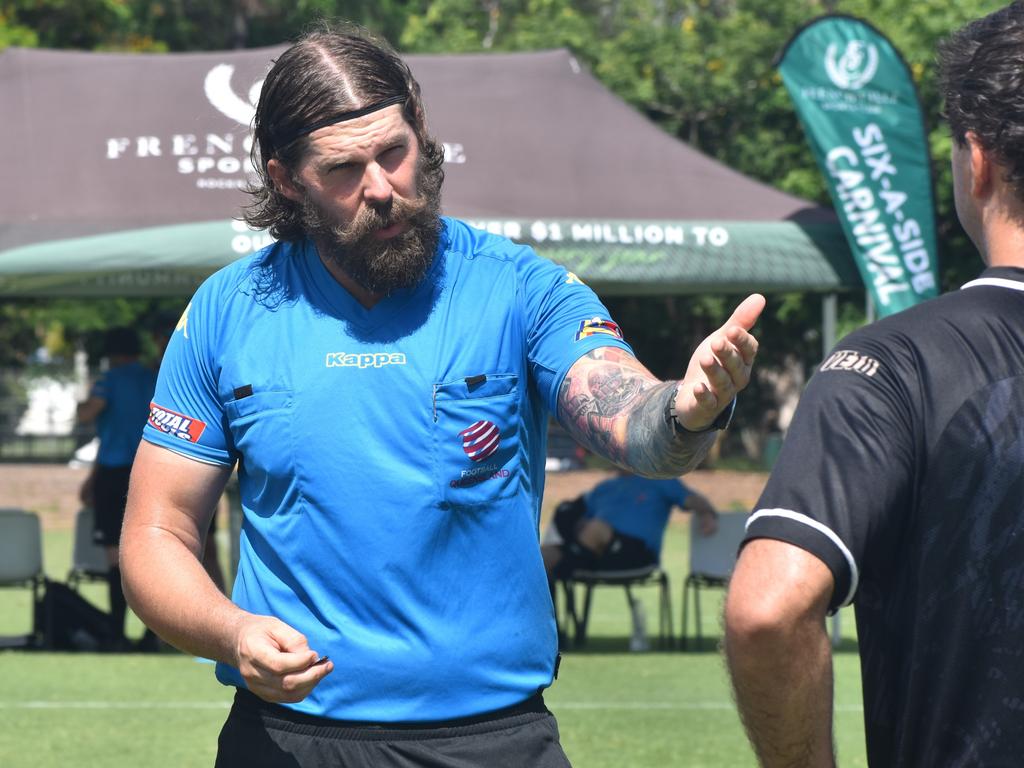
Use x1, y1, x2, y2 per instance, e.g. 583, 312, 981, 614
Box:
542, 471, 719, 582
120, 23, 764, 768
76, 326, 158, 650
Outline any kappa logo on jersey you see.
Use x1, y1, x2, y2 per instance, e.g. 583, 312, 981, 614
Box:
565, 271, 586, 286
148, 403, 207, 443
459, 420, 501, 462
819, 349, 881, 377
325, 352, 407, 369
575, 317, 623, 342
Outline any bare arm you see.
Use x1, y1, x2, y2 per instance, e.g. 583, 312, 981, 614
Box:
122, 441, 333, 702
556, 294, 764, 478
682, 489, 719, 536
724, 538, 836, 768
76, 395, 106, 424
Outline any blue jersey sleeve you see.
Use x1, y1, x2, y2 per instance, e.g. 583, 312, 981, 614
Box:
90, 372, 109, 401
668, 479, 691, 508
515, 252, 633, 413
143, 281, 235, 466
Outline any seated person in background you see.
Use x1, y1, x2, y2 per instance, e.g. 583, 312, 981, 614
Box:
542, 471, 718, 582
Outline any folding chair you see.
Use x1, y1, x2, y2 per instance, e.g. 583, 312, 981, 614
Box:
0, 508, 46, 648
681, 511, 748, 650
557, 564, 672, 649
67, 507, 110, 590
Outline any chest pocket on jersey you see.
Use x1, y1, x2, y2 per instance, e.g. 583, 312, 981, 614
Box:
432, 374, 521, 509
225, 390, 295, 495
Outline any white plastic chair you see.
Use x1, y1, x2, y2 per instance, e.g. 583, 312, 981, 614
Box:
681, 511, 748, 649
67, 507, 110, 590
0, 508, 45, 647
681, 511, 844, 649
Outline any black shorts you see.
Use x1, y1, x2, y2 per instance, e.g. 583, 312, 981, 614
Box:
215, 689, 573, 768
92, 464, 132, 547
592, 531, 657, 572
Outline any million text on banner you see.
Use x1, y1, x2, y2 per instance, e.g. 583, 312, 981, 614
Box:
778, 15, 939, 317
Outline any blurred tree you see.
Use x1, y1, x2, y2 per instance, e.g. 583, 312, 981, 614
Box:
0, 0, 164, 51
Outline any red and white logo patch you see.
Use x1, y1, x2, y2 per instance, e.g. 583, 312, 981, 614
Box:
459, 420, 500, 462
148, 402, 207, 443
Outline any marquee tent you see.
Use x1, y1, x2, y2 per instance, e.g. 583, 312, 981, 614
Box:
0, 45, 858, 297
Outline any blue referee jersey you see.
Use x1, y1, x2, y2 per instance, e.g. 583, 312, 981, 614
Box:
143, 218, 632, 721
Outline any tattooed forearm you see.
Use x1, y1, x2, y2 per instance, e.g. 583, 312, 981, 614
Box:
557, 348, 717, 477
623, 381, 717, 477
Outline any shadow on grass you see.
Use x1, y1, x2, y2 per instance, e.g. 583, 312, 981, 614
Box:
560, 635, 694, 656
561, 634, 860, 656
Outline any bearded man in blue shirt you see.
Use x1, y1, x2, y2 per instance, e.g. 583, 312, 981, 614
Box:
121, 24, 763, 768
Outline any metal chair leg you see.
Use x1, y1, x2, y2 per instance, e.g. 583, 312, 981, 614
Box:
576, 582, 596, 647
695, 579, 703, 649
659, 572, 672, 649
681, 575, 691, 650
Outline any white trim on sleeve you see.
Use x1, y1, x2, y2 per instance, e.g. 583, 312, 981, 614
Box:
747, 508, 859, 607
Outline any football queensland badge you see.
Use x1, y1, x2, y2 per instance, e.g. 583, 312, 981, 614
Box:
575, 317, 624, 342
459, 420, 501, 463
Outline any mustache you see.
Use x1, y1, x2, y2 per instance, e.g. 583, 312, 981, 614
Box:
307, 191, 431, 247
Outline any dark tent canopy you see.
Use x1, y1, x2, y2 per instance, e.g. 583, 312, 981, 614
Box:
0, 45, 857, 297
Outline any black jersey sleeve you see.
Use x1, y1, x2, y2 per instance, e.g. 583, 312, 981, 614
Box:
746, 337, 916, 613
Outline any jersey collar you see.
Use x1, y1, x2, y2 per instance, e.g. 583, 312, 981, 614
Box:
961, 266, 1024, 293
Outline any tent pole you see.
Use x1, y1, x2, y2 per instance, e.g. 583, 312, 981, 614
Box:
821, 291, 843, 649
822, 293, 837, 360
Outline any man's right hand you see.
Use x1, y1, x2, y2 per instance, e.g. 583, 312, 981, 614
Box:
697, 510, 718, 537
234, 615, 334, 704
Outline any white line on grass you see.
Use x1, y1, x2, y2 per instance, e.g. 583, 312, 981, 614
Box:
556, 702, 863, 712
0, 700, 864, 712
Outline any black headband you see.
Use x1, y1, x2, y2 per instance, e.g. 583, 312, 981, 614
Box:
272, 95, 407, 150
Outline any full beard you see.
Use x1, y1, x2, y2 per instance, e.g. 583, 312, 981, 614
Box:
299, 162, 443, 296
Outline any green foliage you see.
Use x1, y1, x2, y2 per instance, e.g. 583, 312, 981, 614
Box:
0, 0, 162, 52
0, 1, 418, 53
1, 298, 185, 371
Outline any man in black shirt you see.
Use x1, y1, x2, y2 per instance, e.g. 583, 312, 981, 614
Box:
725, 4, 1024, 766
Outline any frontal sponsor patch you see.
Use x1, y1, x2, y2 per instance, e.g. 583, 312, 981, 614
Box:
575, 317, 623, 342
819, 349, 881, 377
148, 402, 207, 443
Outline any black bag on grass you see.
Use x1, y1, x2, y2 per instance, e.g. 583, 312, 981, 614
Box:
37, 579, 113, 651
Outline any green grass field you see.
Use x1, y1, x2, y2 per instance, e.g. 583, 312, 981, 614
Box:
0, 523, 867, 767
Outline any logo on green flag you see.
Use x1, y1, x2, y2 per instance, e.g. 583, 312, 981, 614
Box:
779, 15, 939, 317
